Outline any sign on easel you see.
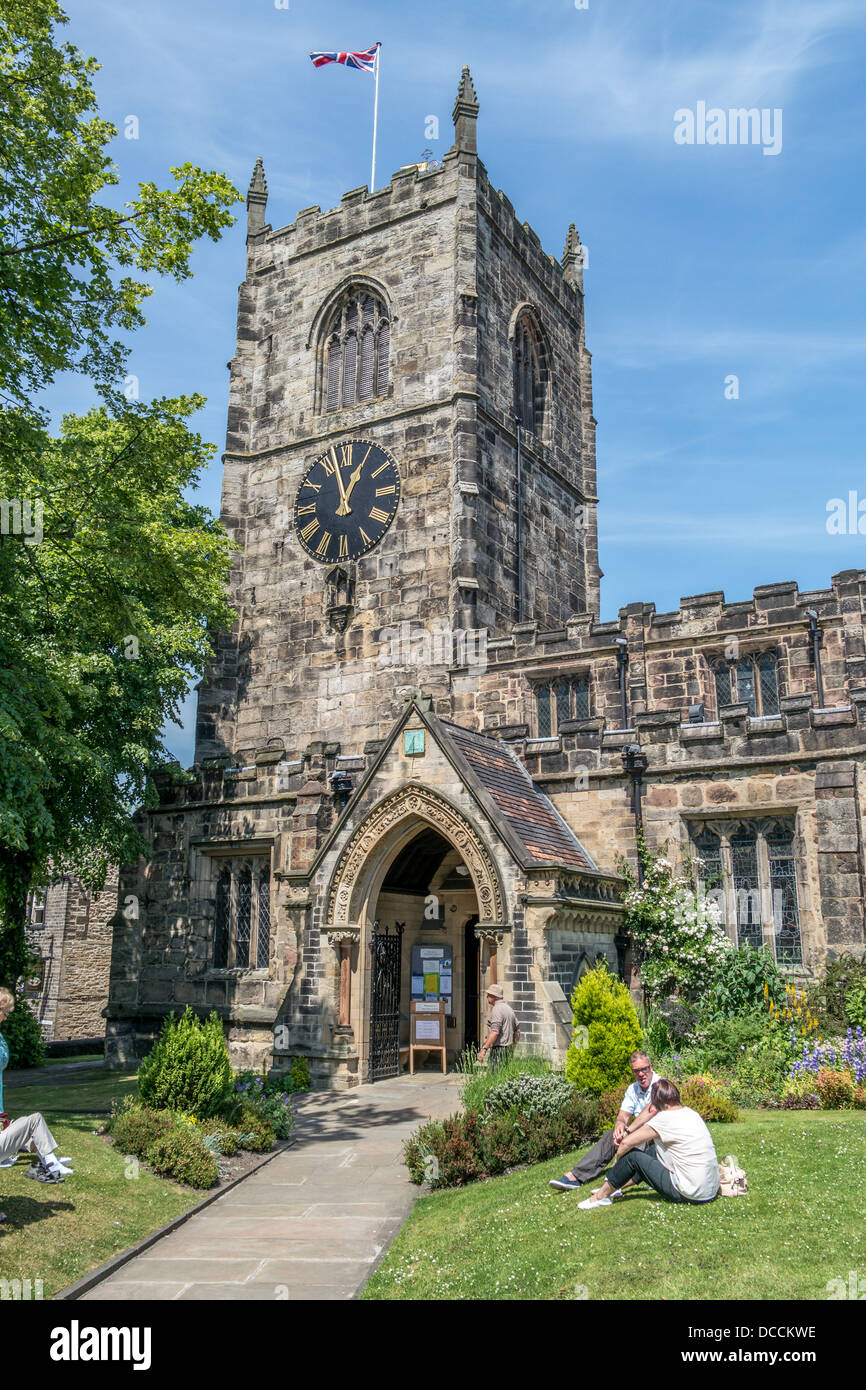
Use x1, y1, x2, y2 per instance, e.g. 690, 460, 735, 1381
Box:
410, 1001, 447, 1074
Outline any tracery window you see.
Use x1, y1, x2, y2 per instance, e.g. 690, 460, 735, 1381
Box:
322, 288, 390, 412
713, 652, 779, 718
690, 819, 802, 966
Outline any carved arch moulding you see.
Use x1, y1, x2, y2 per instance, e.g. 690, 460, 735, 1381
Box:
324, 785, 507, 929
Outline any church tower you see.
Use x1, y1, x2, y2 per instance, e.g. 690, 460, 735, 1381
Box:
195, 67, 601, 761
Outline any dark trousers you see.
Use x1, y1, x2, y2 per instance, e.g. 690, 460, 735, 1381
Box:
489, 1045, 512, 1072
569, 1128, 654, 1184
606, 1148, 699, 1203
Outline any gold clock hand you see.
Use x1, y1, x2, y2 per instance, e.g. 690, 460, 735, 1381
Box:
336, 446, 373, 516
331, 447, 351, 513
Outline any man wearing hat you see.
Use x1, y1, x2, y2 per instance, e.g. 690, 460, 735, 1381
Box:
477, 985, 520, 1070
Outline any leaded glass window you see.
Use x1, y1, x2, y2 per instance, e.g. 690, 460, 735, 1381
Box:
534, 674, 591, 735
730, 829, 763, 949
211, 856, 272, 971
767, 827, 802, 966
689, 818, 802, 968
713, 653, 780, 717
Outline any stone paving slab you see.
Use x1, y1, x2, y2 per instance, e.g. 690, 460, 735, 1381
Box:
81, 1074, 461, 1301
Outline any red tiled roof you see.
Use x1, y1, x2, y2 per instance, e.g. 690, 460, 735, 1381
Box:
440, 721, 594, 871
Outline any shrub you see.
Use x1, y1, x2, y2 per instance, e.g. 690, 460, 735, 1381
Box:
565, 962, 643, 1095
109, 1100, 176, 1159
457, 1048, 551, 1112
138, 1008, 234, 1118
2, 996, 47, 1068
644, 998, 699, 1056
198, 1123, 241, 1156
698, 943, 786, 1018
594, 1087, 628, 1133
236, 1104, 275, 1152
678, 1076, 739, 1122
781, 1091, 820, 1110
807, 953, 866, 1032
621, 843, 733, 1000
145, 1128, 219, 1188
814, 1067, 855, 1110
232, 1071, 294, 1138
403, 1091, 601, 1189
482, 1073, 574, 1123
290, 1057, 311, 1091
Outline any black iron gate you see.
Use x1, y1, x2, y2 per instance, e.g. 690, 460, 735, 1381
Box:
368, 921, 404, 1082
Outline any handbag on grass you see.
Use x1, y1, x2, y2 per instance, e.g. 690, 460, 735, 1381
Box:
719, 1155, 748, 1196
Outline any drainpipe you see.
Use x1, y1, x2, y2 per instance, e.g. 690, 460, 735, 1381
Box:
622, 743, 648, 886
805, 609, 825, 709
615, 636, 629, 729
515, 415, 523, 623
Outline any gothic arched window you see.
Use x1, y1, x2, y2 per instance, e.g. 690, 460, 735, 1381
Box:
322, 288, 390, 412
513, 312, 546, 437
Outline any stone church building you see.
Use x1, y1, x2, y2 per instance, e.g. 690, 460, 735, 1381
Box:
104, 69, 866, 1087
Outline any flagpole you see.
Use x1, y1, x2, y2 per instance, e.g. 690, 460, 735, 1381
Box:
370, 43, 381, 192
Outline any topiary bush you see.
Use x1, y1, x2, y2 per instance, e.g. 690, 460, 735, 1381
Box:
138, 1007, 234, 1118
565, 962, 643, 1095
482, 1073, 574, 1123
2, 995, 47, 1068
109, 1100, 177, 1159
145, 1128, 219, 1188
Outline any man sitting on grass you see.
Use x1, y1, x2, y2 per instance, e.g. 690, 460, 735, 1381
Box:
578, 1078, 720, 1209
550, 1050, 661, 1192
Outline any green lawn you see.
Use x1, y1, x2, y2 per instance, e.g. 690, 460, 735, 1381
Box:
362, 1111, 866, 1301
9, 1068, 138, 1114
0, 1072, 200, 1296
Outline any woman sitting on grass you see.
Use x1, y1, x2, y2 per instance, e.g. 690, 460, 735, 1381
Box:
579, 1078, 719, 1210
0, 986, 74, 1198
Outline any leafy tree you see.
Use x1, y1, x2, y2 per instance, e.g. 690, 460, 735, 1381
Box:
0, 1, 241, 983
565, 961, 643, 1094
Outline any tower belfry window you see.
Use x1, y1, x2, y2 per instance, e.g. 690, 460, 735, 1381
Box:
513, 313, 546, 437
322, 289, 390, 412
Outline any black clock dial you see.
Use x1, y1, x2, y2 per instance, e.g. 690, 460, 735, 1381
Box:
292, 439, 401, 564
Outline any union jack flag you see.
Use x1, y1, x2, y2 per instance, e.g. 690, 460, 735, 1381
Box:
309, 44, 379, 74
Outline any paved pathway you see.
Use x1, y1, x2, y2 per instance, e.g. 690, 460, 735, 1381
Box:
81, 1073, 462, 1301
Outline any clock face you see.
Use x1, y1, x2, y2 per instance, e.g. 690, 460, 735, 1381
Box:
292, 438, 401, 564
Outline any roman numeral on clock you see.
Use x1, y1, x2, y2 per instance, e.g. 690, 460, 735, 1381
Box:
370, 462, 389, 479
375, 486, 396, 496
338, 534, 348, 558
369, 507, 390, 524
299, 520, 319, 541
316, 532, 332, 557
297, 503, 316, 516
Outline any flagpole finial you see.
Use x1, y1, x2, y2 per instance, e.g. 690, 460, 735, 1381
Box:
452, 65, 479, 154
247, 157, 269, 237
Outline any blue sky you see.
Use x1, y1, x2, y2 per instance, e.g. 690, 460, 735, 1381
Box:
55, 0, 866, 762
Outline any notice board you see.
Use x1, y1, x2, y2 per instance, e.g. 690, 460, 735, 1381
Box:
410, 943, 453, 1013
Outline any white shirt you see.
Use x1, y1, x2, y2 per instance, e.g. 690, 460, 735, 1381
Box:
621, 1071, 662, 1117
646, 1106, 720, 1202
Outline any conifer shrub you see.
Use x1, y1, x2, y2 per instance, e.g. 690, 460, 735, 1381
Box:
137, 1007, 234, 1118
290, 1056, 311, 1091
565, 962, 643, 1095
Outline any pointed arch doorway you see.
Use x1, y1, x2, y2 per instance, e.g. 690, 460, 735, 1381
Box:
324, 786, 506, 1083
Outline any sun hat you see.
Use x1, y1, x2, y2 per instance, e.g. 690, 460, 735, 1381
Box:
486, 984, 504, 999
